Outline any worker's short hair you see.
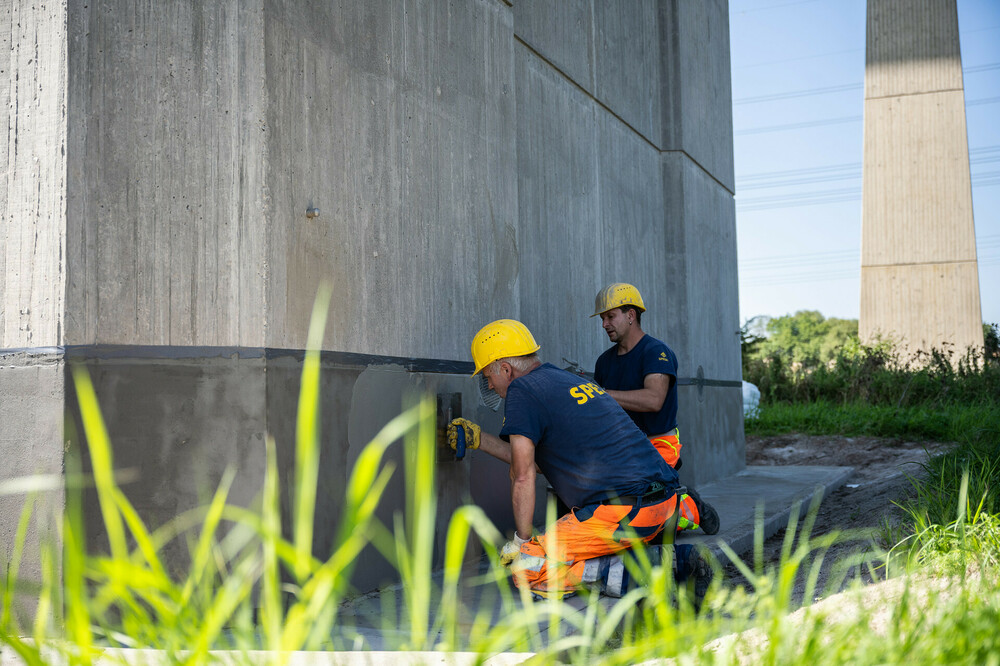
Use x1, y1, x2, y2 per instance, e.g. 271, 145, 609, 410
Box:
488, 354, 539, 375
622, 305, 642, 326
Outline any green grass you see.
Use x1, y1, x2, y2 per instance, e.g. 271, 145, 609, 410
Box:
745, 400, 999, 442
744, 335, 1000, 409
2, 297, 1000, 663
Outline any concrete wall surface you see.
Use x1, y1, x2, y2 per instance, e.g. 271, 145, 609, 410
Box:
64, 0, 269, 347
262, 0, 518, 356
1, 0, 68, 348
1, 0, 742, 596
0, 355, 65, 620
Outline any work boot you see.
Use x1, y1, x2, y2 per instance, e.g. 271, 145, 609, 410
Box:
685, 487, 720, 535
679, 546, 713, 612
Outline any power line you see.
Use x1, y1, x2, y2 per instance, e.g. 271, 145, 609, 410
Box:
739, 170, 861, 190
737, 155, 1000, 191
735, 48, 862, 70
736, 145, 1000, 184
739, 163, 860, 182
964, 62, 1000, 73
742, 257, 860, 273
742, 269, 859, 287
738, 237, 1000, 285
742, 252, 859, 269
740, 248, 860, 264
733, 63, 998, 105
740, 255, 1000, 287
734, 83, 861, 105
733, 0, 827, 13
968, 96, 1000, 107
736, 96, 997, 135
736, 115, 862, 136
962, 25, 1000, 35
737, 172, 999, 211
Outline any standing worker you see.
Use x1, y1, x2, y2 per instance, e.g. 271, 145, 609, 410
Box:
592, 283, 720, 535
447, 319, 711, 603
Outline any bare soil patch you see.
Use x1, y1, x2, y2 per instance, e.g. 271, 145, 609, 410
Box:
722, 434, 953, 602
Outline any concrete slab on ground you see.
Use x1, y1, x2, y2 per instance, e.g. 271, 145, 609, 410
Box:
677, 464, 857, 559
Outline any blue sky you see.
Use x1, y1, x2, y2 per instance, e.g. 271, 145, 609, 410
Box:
729, 0, 1000, 326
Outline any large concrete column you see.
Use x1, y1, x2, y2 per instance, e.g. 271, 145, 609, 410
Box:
2, 0, 742, 594
861, 0, 984, 357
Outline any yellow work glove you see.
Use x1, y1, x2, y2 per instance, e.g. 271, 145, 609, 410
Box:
447, 418, 481, 451
499, 532, 528, 567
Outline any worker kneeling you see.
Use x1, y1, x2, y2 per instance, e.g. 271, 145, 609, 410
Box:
448, 319, 711, 602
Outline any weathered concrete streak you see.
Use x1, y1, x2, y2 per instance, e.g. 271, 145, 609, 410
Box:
861, 92, 976, 265
861, 0, 983, 354
662, 151, 742, 486
513, 0, 596, 96
861, 262, 983, 354
662, 155, 740, 382
65, 0, 268, 347
1, 0, 68, 348
592, 1, 661, 144
263, 0, 517, 358
658, 0, 735, 193
595, 110, 666, 346
514, 42, 601, 360
679, 387, 745, 487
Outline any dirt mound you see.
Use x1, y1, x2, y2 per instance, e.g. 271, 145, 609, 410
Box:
746, 434, 950, 483
724, 434, 954, 602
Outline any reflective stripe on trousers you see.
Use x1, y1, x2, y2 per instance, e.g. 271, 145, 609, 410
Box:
649, 428, 682, 468
649, 429, 701, 531
511, 494, 678, 598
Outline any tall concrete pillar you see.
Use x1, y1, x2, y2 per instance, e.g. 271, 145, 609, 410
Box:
2, 0, 741, 594
861, 0, 984, 357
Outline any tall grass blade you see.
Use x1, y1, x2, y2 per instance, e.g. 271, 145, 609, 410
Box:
260, 435, 283, 653
180, 468, 236, 606
63, 450, 93, 664
71, 365, 127, 563
294, 282, 333, 583
399, 395, 437, 650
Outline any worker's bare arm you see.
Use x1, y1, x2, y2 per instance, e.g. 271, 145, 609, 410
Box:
478, 432, 513, 464
509, 435, 537, 540
606, 372, 672, 412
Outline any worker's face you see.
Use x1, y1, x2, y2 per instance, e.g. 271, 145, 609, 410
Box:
600, 307, 632, 343
483, 361, 513, 399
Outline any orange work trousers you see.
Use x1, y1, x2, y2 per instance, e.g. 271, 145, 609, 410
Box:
649, 429, 702, 531
511, 494, 677, 598
649, 428, 682, 468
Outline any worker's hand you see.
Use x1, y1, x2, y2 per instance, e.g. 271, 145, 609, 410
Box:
447, 418, 481, 451
499, 531, 528, 567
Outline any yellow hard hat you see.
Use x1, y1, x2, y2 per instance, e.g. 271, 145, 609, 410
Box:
470, 319, 541, 376
591, 283, 646, 317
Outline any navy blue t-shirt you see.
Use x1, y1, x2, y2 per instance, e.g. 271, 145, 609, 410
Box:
499, 363, 677, 508
594, 334, 679, 436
